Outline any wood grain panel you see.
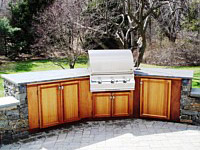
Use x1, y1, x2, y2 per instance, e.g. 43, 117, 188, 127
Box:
39, 83, 61, 128
140, 78, 171, 119
27, 85, 39, 129
79, 79, 92, 119
62, 81, 79, 122
112, 92, 130, 117
170, 79, 181, 121
93, 93, 112, 118
133, 77, 140, 117
129, 90, 134, 116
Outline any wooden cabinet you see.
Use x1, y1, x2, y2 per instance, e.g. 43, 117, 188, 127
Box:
93, 93, 112, 117
38, 83, 61, 128
140, 78, 171, 120
93, 92, 133, 118
28, 80, 81, 129
27, 76, 181, 130
112, 92, 130, 117
61, 81, 79, 122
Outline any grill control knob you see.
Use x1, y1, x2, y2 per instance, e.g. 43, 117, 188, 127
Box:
123, 80, 127, 83
98, 80, 102, 84
111, 80, 115, 84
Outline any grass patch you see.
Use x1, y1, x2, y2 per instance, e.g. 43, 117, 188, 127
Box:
0, 57, 199, 97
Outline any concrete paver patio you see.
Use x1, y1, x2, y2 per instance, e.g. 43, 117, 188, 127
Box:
1, 119, 200, 150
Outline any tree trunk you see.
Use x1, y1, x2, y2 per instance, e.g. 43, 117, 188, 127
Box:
197, 30, 200, 39
168, 36, 176, 43
137, 34, 147, 66
69, 60, 75, 69
164, 32, 176, 43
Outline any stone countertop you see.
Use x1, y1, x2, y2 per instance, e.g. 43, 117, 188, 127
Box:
1, 68, 90, 85
1, 68, 194, 85
134, 68, 194, 79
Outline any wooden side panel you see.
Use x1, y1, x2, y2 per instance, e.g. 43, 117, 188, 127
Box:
170, 79, 181, 121
133, 77, 140, 117
113, 92, 130, 117
79, 79, 92, 119
93, 93, 112, 118
27, 85, 39, 129
62, 81, 79, 122
129, 90, 134, 116
39, 83, 61, 128
140, 78, 171, 119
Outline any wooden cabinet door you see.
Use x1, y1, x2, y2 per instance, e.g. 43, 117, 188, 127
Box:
39, 83, 61, 128
61, 81, 79, 122
112, 92, 130, 117
93, 93, 112, 118
140, 78, 171, 120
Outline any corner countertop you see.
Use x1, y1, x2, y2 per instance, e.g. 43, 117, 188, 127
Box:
1, 68, 194, 85
134, 68, 194, 79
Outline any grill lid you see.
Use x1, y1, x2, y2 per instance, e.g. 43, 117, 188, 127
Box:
88, 50, 134, 75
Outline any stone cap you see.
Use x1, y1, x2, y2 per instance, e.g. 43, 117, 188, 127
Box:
0, 96, 20, 110
190, 88, 200, 98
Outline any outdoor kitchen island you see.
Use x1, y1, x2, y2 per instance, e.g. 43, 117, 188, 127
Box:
1, 67, 196, 126
1, 50, 199, 144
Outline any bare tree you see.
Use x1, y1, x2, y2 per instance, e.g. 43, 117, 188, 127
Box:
32, 0, 87, 69
153, 0, 185, 42
114, 0, 173, 66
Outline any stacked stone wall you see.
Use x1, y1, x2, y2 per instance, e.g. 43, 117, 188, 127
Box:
0, 80, 29, 145
180, 79, 200, 125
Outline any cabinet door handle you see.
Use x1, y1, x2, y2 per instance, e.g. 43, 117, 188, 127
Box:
58, 86, 64, 90
112, 96, 115, 99
110, 96, 113, 100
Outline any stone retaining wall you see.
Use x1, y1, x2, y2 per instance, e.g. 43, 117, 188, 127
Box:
0, 106, 29, 144
180, 79, 200, 125
0, 80, 29, 144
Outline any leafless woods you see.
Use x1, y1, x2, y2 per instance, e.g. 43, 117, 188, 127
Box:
32, 0, 200, 68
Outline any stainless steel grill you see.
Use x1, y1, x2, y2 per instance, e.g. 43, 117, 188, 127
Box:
88, 50, 135, 92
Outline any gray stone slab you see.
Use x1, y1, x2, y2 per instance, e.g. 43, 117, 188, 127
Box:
0, 96, 19, 109
1, 67, 194, 86
1, 68, 90, 85
190, 88, 200, 98
134, 68, 194, 79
